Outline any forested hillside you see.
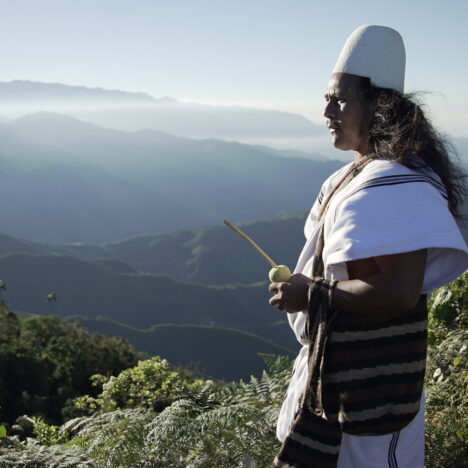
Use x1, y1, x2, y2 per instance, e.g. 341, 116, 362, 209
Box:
0, 252, 275, 330
0, 305, 142, 425
0, 212, 309, 372
0, 211, 308, 284
68, 316, 295, 380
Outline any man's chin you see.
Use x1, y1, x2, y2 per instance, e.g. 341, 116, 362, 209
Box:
332, 139, 349, 152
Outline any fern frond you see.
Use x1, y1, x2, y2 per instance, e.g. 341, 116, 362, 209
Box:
0, 444, 95, 467
65, 408, 154, 467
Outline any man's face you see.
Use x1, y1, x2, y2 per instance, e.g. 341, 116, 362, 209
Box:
323, 73, 370, 155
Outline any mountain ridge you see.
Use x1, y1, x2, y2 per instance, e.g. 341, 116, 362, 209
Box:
0, 211, 308, 284
0, 112, 341, 242
66, 315, 296, 380
0, 80, 159, 104
0, 80, 328, 148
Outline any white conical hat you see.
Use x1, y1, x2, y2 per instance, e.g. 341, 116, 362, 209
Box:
332, 25, 405, 93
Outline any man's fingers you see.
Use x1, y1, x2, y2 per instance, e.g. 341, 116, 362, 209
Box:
269, 282, 288, 293
269, 294, 280, 307
269, 293, 285, 307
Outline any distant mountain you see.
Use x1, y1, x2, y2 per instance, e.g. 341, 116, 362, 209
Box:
0, 211, 311, 378
2, 81, 466, 159
250, 145, 329, 162
0, 211, 308, 284
0, 81, 326, 147
1, 203, 466, 287
0, 252, 299, 347
68, 316, 295, 380
0, 80, 158, 105
0, 112, 342, 242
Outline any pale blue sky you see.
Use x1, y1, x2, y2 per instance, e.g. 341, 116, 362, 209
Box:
1, 0, 467, 134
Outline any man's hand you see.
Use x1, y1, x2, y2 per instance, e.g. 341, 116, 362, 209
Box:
269, 273, 312, 313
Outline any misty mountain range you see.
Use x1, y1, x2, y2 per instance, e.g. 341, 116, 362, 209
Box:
0, 80, 159, 105
0, 81, 332, 155
1, 80, 466, 161
2, 80, 467, 160
0, 112, 342, 242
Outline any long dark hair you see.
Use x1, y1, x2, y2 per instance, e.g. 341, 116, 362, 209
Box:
363, 86, 466, 218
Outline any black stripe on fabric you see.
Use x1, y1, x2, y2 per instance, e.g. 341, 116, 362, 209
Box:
419, 172, 447, 193
328, 391, 422, 413
356, 175, 446, 189
392, 431, 400, 468
326, 381, 423, 403
318, 189, 324, 204
388, 430, 400, 468
325, 350, 427, 373
331, 310, 427, 332
354, 174, 448, 198
294, 410, 343, 441
364, 174, 431, 182
293, 419, 342, 445
326, 339, 427, 366
328, 330, 427, 350
277, 438, 339, 466
333, 178, 448, 221
388, 432, 397, 468
323, 369, 426, 391
363, 173, 447, 193
361, 173, 443, 184
292, 424, 341, 447
341, 413, 416, 435
355, 179, 448, 200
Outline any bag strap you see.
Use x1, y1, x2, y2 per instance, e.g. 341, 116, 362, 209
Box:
304, 156, 373, 415
312, 156, 372, 276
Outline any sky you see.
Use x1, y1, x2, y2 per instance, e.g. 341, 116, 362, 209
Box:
1, 0, 467, 136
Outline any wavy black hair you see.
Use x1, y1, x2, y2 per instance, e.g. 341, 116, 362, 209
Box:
362, 86, 466, 218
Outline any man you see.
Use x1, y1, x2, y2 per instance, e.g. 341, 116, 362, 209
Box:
269, 25, 468, 468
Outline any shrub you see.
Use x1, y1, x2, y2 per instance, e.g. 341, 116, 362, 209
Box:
425, 272, 467, 466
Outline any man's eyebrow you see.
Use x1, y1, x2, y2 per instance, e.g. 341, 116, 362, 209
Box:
325, 90, 347, 99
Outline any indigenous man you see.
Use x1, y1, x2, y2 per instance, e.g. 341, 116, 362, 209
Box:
269, 25, 468, 468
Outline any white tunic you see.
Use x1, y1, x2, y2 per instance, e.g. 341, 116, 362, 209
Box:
276, 158, 468, 467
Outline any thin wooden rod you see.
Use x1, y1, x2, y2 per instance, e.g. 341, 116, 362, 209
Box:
223, 219, 277, 268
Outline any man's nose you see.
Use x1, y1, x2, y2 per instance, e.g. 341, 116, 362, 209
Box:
323, 101, 336, 119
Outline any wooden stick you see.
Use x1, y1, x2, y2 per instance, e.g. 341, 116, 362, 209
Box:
223, 219, 277, 268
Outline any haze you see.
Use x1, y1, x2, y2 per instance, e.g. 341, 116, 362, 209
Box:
1, 0, 467, 138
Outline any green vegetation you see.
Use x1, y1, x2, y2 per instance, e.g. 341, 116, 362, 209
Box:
0, 274, 466, 467
0, 354, 292, 467
0, 304, 142, 425
425, 272, 467, 467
